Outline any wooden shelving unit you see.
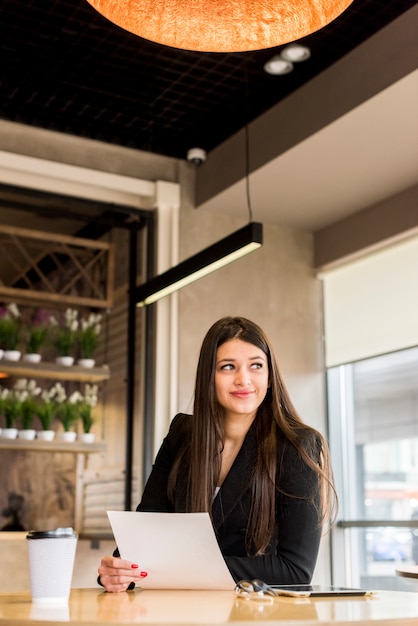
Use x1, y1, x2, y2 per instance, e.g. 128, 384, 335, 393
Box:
0, 359, 110, 383
0, 347, 110, 536
0, 223, 115, 309
0, 439, 106, 453
0, 223, 115, 535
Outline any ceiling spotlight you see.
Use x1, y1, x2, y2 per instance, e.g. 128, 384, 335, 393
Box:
264, 56, 293, 75
280, 44, 311, 62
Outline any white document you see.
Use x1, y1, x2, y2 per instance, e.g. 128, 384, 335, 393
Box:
107, 510, 236, 590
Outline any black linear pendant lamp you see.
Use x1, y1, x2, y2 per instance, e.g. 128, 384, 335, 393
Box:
135, 222, 263, 307
135, 58, 262, 308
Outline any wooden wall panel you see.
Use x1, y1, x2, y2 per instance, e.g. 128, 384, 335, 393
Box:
0, 450, 76, 531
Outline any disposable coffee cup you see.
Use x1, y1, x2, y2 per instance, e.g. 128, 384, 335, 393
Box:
26, 527, 78, 604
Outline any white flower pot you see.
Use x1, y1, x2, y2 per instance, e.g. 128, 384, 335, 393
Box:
78, 432, 95, 443
4, 350, 21, 361
0, 349, 4, 360
58, 431, 77, 442
18, 429, 36, 440
36, 430, 55, 441
56, 356, 74, 367
77, 358, 95, 368
1, 428, 18, 439
23, 353, 42, 364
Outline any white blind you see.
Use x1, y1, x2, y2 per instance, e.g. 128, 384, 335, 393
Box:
321, 235, 418, 367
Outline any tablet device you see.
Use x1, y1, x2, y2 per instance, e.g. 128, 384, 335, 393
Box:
271, 585, 377, 598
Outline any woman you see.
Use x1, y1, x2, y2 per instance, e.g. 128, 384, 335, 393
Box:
98, 316, 337, 592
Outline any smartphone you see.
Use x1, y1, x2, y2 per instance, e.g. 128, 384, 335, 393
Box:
271, 585, 377, 598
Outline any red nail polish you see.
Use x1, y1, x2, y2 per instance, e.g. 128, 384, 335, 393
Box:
140, 571, 148, 577
131, 563, 139, 569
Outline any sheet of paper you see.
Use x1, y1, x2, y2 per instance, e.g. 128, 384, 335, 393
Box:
107, 510, 236, 590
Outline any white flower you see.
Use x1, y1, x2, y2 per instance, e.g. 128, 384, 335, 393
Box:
81, 313, 102, 334
27, 379, 42, 397
12, 378, 41, 398
15, 389, 28, 402
83, 383, 98, 407
14, 378, 28, 390
89, 312, 102, 325
51, 382, 67, 404
64, 308, 79, 330
7, 303, 20, 318
56, 384, 67, 403
68, 391, 83, 405
40, 382, 66, 404
41, 388, 53, 403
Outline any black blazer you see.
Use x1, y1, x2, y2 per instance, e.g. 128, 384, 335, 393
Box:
136, 413, 322, 584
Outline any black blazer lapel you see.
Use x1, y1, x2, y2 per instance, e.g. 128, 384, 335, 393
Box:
212, 427, 257, 530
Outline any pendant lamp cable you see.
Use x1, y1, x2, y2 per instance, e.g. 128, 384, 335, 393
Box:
244, 58, 253, 223
245, 122, 253, 223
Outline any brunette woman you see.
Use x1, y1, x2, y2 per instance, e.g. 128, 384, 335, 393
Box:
98, 316, 337, 591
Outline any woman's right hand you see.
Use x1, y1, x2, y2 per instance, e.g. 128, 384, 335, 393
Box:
98, 555, 148, 592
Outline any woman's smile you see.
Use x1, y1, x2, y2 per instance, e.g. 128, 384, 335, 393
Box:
230, 390, 254, 398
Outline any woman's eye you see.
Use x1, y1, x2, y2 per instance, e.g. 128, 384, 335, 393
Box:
220, 363, 234, 371
251, 362, 263, 369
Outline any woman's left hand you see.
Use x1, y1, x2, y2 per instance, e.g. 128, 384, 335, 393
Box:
98, 555, 148, 592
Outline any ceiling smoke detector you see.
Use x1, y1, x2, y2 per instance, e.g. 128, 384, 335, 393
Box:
186, 148, 207, 165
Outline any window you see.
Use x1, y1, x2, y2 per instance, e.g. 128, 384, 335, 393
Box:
327, 346, 418, 591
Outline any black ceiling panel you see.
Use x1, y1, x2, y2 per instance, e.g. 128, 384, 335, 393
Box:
0, 0, 414, 160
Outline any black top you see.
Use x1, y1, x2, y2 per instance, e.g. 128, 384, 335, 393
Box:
136, 413, 322, 584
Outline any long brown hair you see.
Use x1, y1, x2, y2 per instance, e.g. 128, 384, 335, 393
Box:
169, 316, 337, 555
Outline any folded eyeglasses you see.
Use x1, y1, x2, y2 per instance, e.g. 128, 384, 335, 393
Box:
234, 579, 278, 600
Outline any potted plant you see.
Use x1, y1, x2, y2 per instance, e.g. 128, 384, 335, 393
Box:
24, 309, 57, 363
77, 312, 102, 367
0, 303, 22, 361
78, 383, 98, 442
0, 381, 26, 439
57, 389, 83, 441
53, 308, 79, 366
36, 382, 64, 441
17, 379, 42, 440
0, 388, 14, 438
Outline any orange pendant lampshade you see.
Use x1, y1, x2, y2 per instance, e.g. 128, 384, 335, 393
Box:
86, 1, 354, 52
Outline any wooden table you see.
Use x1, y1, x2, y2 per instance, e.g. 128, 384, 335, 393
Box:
0, 588, 418, 626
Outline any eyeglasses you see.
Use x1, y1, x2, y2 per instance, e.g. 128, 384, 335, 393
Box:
234, 579, 278, 600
